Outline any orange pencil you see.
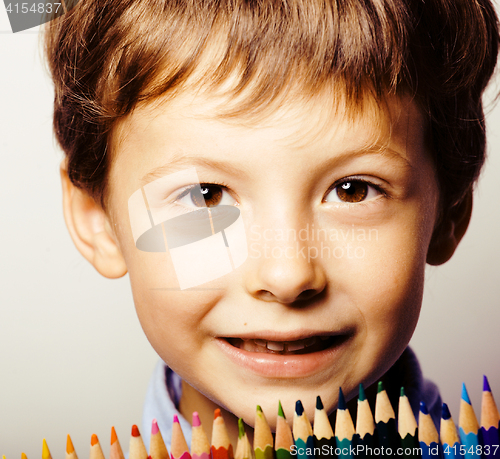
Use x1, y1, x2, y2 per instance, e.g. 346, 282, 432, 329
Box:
130, 425, 149, 459
90, 434, 106, 459
42, 439, 52, 459
212, 409, 234, 459
66, 434, 79, 459
151, 419, 169, 459
21, 454, 28, 459
191, 412, 210, 459
172, 414, 192, 459
110, 427, 126, 459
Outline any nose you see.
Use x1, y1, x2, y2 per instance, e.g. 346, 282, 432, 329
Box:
245, 224, 327, 304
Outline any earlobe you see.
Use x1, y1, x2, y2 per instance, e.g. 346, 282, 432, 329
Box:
61, 166, 128, 278
426, 190, 473, 266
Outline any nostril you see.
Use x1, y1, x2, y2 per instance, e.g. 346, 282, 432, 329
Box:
297, 289, 318, 301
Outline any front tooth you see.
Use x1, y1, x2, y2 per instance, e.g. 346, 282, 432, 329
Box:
254, 339, 267, 347
286, 340, 306, 351
267, 341, 285, 351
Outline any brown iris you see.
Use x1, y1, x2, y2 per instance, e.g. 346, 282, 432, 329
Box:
336, 181, 368, 203
190, 185, 223, 207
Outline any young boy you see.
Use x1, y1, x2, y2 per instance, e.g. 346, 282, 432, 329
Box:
44, 0, 499, 449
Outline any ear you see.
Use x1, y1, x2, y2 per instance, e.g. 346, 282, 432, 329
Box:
426, 189, 473, 266
61, 165, 127, 278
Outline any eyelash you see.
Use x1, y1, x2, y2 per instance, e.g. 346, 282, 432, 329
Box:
174, 181, 233, 201
324, 176, 388, 202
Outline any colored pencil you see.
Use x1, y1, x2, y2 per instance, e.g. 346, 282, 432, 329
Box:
293, 400, 315, 459
313, 395, 336, 459
90, 434, 106, 459
212, 409, 234, 459
151, 419, 170, 459
42, 439, 52, 459
254, 405, 274, 459
398, 387, 421, 459
335, 388, 355, 459
130, 425, 149, 459
418, 402, 441, 459
481, 376, 500, 459
374, 381, 398, 456
191, 413, 210, 459
66, 435, 79, 459
21, 454, 28, 459
172, 414, 192, 459
354, 384, 376, 459
110, 426, 126, 459
275, 401, 294, 459
441, 403, 463, 459
459, 384, 480, 459
235, 418, 253, 459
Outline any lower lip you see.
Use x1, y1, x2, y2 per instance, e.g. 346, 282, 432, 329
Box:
215, 337, 348, 378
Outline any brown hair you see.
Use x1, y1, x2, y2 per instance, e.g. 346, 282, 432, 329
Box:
44, 0, 499, 218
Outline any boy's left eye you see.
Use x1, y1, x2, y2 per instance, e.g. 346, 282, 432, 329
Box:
176, 184, 237, 208
325, 179, 382, 204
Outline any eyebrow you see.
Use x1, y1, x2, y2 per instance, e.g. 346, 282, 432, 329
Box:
140, 154, 246, 186
140, 144, 412, 186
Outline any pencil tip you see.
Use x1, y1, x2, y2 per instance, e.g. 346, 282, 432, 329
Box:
295, 400, 304, 416
238, 418, 245, 439
461, 383, 471, 404
358, 384, 366, 402
42, 439, 50, 459
192, 412, 201, 428
111, 426, 118, 445
173, 414, 180, 424
442, 403, 452, 420
132, 425, 140, 437
214, 408, 222, 419
316, 395, 324, 410
377, 381, 384, 393
400, 387, 406, 397
278, 400, 285, 418
91, 434, 99, 446
483, 375, 492, 392
338, 387, 346, 410
66, 434, 75, 454
152, 418, 160, 435
420, 401, 429, 415
256, 405, 263, 413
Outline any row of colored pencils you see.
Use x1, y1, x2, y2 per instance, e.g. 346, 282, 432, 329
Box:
5, 377, 499, 459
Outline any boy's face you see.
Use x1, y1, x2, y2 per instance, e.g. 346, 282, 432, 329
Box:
107, 90, 439, 425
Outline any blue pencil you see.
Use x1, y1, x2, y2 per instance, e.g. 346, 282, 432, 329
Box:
418, 402, 441, 459
335, 388, 355, 459
293, 400, 315, 459
481, 376, 500, 459
441, 403, 463, 459
458, 384, 480, 459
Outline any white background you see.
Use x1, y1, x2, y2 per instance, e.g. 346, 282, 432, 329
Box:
1, 3, 499, 457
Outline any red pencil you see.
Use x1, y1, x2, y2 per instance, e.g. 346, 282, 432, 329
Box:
212, 409, 234, 459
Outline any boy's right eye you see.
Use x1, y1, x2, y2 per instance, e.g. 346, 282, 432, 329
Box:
176, 184, 237, 208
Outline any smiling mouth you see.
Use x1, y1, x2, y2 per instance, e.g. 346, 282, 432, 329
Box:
225, 336, 344, 355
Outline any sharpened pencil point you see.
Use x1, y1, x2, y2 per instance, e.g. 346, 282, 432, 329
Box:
316, 395, 324, 410
173, 414, 180, 424
257, 405, 263, 413
111, 426, 118, 445
295, 400, 304, 416
132, 425, 140, 437
462, 383, 471, 404
42, 439, 51, 459
91, 434, 99, 446
420, 401, 429, 415
338, 387, 346, 410
192, 412, 201, 428
238, 418, 245, 439
400, 387, 406, 397
358, 384, 366, 402
483, 375, 492, 392
377, 381, 384, 393
442, 403, 452, 420
214, 408, 222, 419
66, 434, 75, 454
152, 418, 160, 434
278, 400, 285, 418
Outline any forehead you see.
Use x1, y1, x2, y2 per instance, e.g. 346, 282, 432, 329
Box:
112, 89, 426, 165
